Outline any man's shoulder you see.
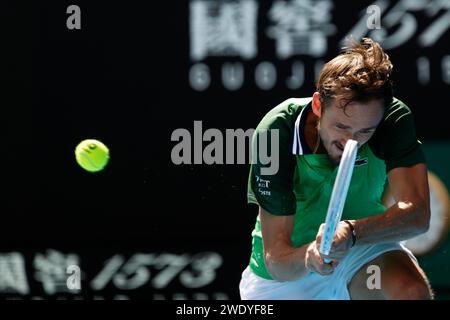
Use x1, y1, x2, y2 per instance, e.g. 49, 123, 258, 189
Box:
385, 97, 413, 121
273, 97, 312, 114
257, 97, 312, 131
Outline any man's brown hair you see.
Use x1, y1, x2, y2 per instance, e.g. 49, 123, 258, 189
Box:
316, 37, 393, 110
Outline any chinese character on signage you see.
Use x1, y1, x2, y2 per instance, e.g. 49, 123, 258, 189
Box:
0, 253, 29, 295
34, 249, 80, 295
190, 0, 258, 61
267, 0, 336, 58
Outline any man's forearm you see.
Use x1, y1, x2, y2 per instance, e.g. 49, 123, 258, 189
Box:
264, 243, 310, 281
351, 201, 430, 245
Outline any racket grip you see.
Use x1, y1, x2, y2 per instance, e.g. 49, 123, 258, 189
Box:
324, 258, 332, 264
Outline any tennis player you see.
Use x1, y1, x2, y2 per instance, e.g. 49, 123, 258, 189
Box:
240, 38, 433, 300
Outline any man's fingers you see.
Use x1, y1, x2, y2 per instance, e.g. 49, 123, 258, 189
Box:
331, 260, 339, 269
318, 223, 325, 232
308, 256, 335, 275
329, 240, 350, 255
308, 241, 337, 275
316, 254, 334, 274
319, 250, 329, 260
317, 262, 334, 275
316, 233, 322, 243
316, 224, 325, 240
325, 250, 346, 260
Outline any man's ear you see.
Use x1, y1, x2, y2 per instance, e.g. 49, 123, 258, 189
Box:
312, 92, 322, 117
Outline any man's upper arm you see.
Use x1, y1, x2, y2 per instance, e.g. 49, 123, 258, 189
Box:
247, 100, 298, 215
371, 99, 430, 226
369, 98, 426, 171
387, 163, 431, 230
387, 163, 430, 206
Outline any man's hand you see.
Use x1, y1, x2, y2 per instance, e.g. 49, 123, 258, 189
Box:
305, 222, 354, 275
316, 222, 354, 262
305, 240, 336, 275
304, 224, 343, 275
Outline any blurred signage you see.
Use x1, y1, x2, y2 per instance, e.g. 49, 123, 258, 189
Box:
188, 0, 450, 91
0, 250, 229, 300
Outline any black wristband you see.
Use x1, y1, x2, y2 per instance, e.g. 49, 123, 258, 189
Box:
343, 220, 356, 247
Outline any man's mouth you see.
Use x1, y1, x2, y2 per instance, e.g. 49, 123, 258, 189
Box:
335, 143, 344, 152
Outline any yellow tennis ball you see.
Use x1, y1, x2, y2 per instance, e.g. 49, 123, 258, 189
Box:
75, 139, 110, 172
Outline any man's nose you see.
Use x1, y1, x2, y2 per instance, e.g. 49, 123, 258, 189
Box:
340, 134, 358, 148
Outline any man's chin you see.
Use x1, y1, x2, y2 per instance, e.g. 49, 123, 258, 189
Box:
329, 154, 341, 165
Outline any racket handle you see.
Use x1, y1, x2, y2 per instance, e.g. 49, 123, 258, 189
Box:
324, 258, 332, 264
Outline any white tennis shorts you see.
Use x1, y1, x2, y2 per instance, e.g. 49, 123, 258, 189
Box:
239, 242, 416, 300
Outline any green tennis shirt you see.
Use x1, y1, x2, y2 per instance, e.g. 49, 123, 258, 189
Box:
247, 97, 426, 280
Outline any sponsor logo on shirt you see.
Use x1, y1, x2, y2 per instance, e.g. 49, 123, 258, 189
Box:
355, 155, 368, 166
256, 176, 271, 196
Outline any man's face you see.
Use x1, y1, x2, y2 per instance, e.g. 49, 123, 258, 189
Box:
318, 98, 385, 164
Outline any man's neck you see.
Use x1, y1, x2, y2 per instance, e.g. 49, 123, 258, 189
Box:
304, 108, 322, 154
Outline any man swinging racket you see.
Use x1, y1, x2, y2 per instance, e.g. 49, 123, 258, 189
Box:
240, 38, 433, 300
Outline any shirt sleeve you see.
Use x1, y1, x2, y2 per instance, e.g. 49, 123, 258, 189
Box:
247, 100, 298, 215
369, 98, 426, 172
